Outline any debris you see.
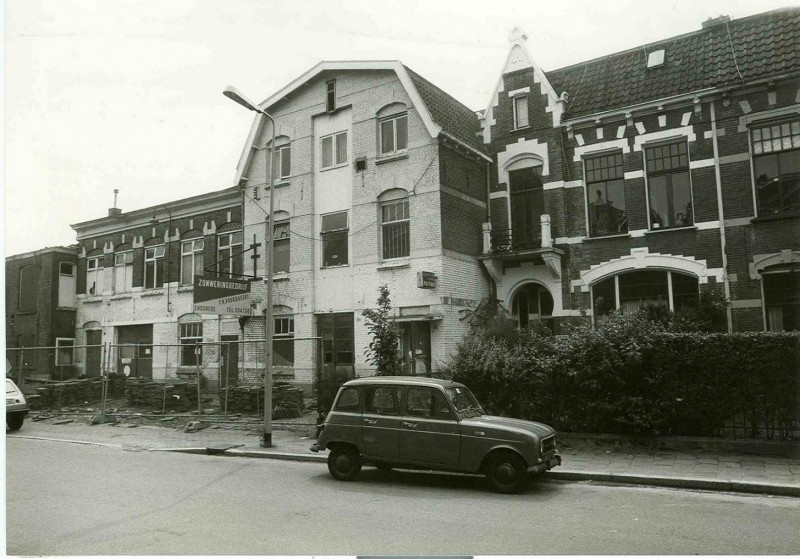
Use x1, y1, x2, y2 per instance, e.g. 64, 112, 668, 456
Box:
53, 419, 73, 425
185, 421, 209, 433
160, 417, 175, 422
90, 414, 116, 425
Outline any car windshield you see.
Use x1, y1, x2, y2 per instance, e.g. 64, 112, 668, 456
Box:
6, 379, 16, 394
445, 386, 484, 416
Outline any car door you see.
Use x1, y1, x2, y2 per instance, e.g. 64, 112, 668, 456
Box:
399, 386, 461, 468
361, 385, 403, 460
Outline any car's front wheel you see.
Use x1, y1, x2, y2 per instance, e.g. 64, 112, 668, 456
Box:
6, 412, 24, 432
485, 451, 527, 494
327, 445, 362, 481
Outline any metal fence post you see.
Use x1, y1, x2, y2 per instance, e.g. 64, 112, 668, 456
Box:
195, 346, 202, 421
17, 349, 24, 387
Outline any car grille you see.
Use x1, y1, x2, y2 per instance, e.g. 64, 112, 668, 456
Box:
541, 435, 556, 455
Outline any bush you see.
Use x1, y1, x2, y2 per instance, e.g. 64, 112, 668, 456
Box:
440, 312, 800, 439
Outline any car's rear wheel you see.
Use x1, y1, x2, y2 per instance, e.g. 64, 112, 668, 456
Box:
6, 413, 24, 432
327, 445, 362, 481
485, 451, 527, 494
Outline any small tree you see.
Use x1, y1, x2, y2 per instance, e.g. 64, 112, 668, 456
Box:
362, 285, 404, 376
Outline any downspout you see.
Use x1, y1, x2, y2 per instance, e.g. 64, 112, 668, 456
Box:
710, 100, 733, 332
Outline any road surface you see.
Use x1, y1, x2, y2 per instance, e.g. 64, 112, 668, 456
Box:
6, 437, 800, 555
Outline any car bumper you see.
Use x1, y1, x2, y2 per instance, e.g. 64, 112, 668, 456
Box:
6, 404, 29, 415
528, 453, 561, 475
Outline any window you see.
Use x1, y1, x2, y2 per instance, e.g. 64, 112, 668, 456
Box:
585, 152, 627, 236
179, 322, 203, 366
380, 114, 408, 155
513, 95, 529, 129
335, 387, 360, 412
326, 80, 336, 112
381, 199, 410, 259
144, 246, 165, 289
273, 316, 294, 366
180, 240, 204, 285
763, 270, 800, 331
321, 211, 348, 267
592, 270, 699, 316
751, 120, 800, 216
274, 222, 290, 273
273, 144, 291, 181
55, 338, 75, 366
364, 386, 402, 415
645, 141, 693, 229
406, 387, 454, 420
18, 265, 39, 311
86, 257, 104, 296
114, 252, 133, 294
512, 283, 554, 329
217, 231, 243, 279
58, 261, 77, 307
321, 131, 348, 169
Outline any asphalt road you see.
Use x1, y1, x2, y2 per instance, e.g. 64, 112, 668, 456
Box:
6, 437, 800, 555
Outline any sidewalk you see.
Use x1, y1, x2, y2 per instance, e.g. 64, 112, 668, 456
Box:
10, 418, 800, 497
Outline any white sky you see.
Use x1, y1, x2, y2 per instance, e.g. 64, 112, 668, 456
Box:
2, 0, 792, 256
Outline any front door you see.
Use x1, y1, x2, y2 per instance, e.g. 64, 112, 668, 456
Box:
361, 384, 402, 460
85, 330, 102, 377
116, 325, 153, 378
509, 167, 544, 250
399, 386, 461, 467
318, 313, 355, 413
220, 335, 239, 388
399, 322, 431, 376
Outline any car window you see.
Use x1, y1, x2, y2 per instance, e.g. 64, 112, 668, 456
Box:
406, 387, 455, 420
6, 379, 16, 394
334, 387, 360, 412
364, 386, 402, 415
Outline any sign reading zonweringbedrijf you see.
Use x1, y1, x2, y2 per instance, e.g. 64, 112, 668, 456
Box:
193, 275, 253, 316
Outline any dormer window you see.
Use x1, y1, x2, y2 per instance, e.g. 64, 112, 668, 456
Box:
647, 49, 665, 68
326, 80, 336, 112
513, 95, 529, 129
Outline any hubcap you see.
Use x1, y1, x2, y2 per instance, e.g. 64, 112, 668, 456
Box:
335, 454, 352, 472
496, 462, 516, 483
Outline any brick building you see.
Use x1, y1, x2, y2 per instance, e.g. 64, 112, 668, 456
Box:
479, 9, 800, 333
70, 187, 244, 385
5, 246, 79, 380
233, 61, 493, 387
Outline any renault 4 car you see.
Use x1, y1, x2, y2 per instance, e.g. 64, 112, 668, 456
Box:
311, 376, 560, 493
6, 379, 29, 431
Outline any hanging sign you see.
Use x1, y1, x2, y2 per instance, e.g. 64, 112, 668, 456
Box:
193, 275, 253, 316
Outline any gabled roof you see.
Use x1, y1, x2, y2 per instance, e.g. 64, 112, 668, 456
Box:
234, 61, 489, 184
547, 7, 800, 121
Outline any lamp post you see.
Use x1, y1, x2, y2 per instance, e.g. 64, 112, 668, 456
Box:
149, 205, 173, 313
223, 85, 275, 448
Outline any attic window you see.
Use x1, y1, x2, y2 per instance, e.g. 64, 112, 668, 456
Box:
647, 50, 665, 69
326, 80, 336, 112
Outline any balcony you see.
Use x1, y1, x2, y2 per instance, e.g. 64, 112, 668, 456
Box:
480, 214, 562, 280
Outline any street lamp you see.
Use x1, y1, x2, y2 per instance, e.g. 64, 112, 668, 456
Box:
149, 205, 173, 313
223, 85, 275, 448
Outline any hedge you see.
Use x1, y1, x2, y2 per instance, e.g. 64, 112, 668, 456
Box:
440, 314, 800, 439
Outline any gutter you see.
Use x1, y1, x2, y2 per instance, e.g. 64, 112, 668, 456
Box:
710, 100, 733, 332
439, 130, 493, 163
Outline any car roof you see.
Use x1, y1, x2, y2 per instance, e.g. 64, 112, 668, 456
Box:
342, 376, 464, 389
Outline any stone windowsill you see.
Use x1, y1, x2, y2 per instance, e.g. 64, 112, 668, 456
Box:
111, 293, 133, 300
140, 289, 164, 298
377, 260, 411, 271
644, 225, 697, 235
375, 152, 409, 165
272, 272, 290, 282
583, 233, 631, 242
177, 285, 194, 293
83, 297, 104, 304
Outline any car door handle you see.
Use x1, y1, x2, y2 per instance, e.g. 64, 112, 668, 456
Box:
363, 418, 377, 425
402, 421, 417, 428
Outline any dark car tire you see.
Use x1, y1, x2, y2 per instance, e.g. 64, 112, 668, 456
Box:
485, 451, 528, 494
6, 413, 24, 432
327, 445, 362, 481
374, 462, 393, 472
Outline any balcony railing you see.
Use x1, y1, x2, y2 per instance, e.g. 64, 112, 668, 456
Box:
483, 214, 553, 254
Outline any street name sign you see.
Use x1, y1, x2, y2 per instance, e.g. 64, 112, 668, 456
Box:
193, 275, 253, 316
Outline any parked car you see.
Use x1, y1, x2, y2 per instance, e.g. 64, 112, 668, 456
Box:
6, 378, 29, 431
311, 376, 560, 493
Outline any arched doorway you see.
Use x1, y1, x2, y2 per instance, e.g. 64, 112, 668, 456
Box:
511, 283, 554, 329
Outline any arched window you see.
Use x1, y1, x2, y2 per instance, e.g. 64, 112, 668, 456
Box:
512, 283, 554, 329
377, 103, 408, 157
504, 156, 544, 251
592, 270, 698, 316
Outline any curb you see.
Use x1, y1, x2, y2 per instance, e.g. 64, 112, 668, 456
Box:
153, 446, 800, 498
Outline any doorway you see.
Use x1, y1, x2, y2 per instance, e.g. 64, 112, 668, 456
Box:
220, 334, 239, 388
85, 330, 102, 377
510, 167, 544, 250
116, 324, 153, 378
399, 321, 431, 376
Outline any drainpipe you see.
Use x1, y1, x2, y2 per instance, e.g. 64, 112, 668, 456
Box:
710, 100, 733, 332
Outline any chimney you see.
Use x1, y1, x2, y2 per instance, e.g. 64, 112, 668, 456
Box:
108, 188, 122, 217
702, 15, 731, 29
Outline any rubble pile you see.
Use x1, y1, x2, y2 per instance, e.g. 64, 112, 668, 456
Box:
220, 382, 305, 418
124, 378, 198, 411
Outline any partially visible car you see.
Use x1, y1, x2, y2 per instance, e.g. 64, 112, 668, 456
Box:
6, 378, 29, 431
311, 376, 560, 493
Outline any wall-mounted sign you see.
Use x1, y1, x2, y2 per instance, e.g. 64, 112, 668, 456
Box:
193, 275, 253, 316
417, 271, 437, 289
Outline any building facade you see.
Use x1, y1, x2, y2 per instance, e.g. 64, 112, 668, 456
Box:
233, 61, 493, 388
479, 9, 800, 333
70, 187, 244, 386
5, 246, 79, 380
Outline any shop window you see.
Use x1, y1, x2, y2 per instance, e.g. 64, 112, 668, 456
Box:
217, 231, 243, 279
274, 222, 291, 273
321, 131, 348, 169
180, 239, 204, 285
144, 246, 165, 289
513, 95, 529, 129
585, 151, 627, 236
114, 252, 133, 293
751, 120, 800, 216
381, 199, 410, 259
179, 321, 203, 366
379, 114, 408, 156
763, 270, 800, 331
645, 140, 693, 229
18, 265, 40, 311
321, 211, 348, 267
